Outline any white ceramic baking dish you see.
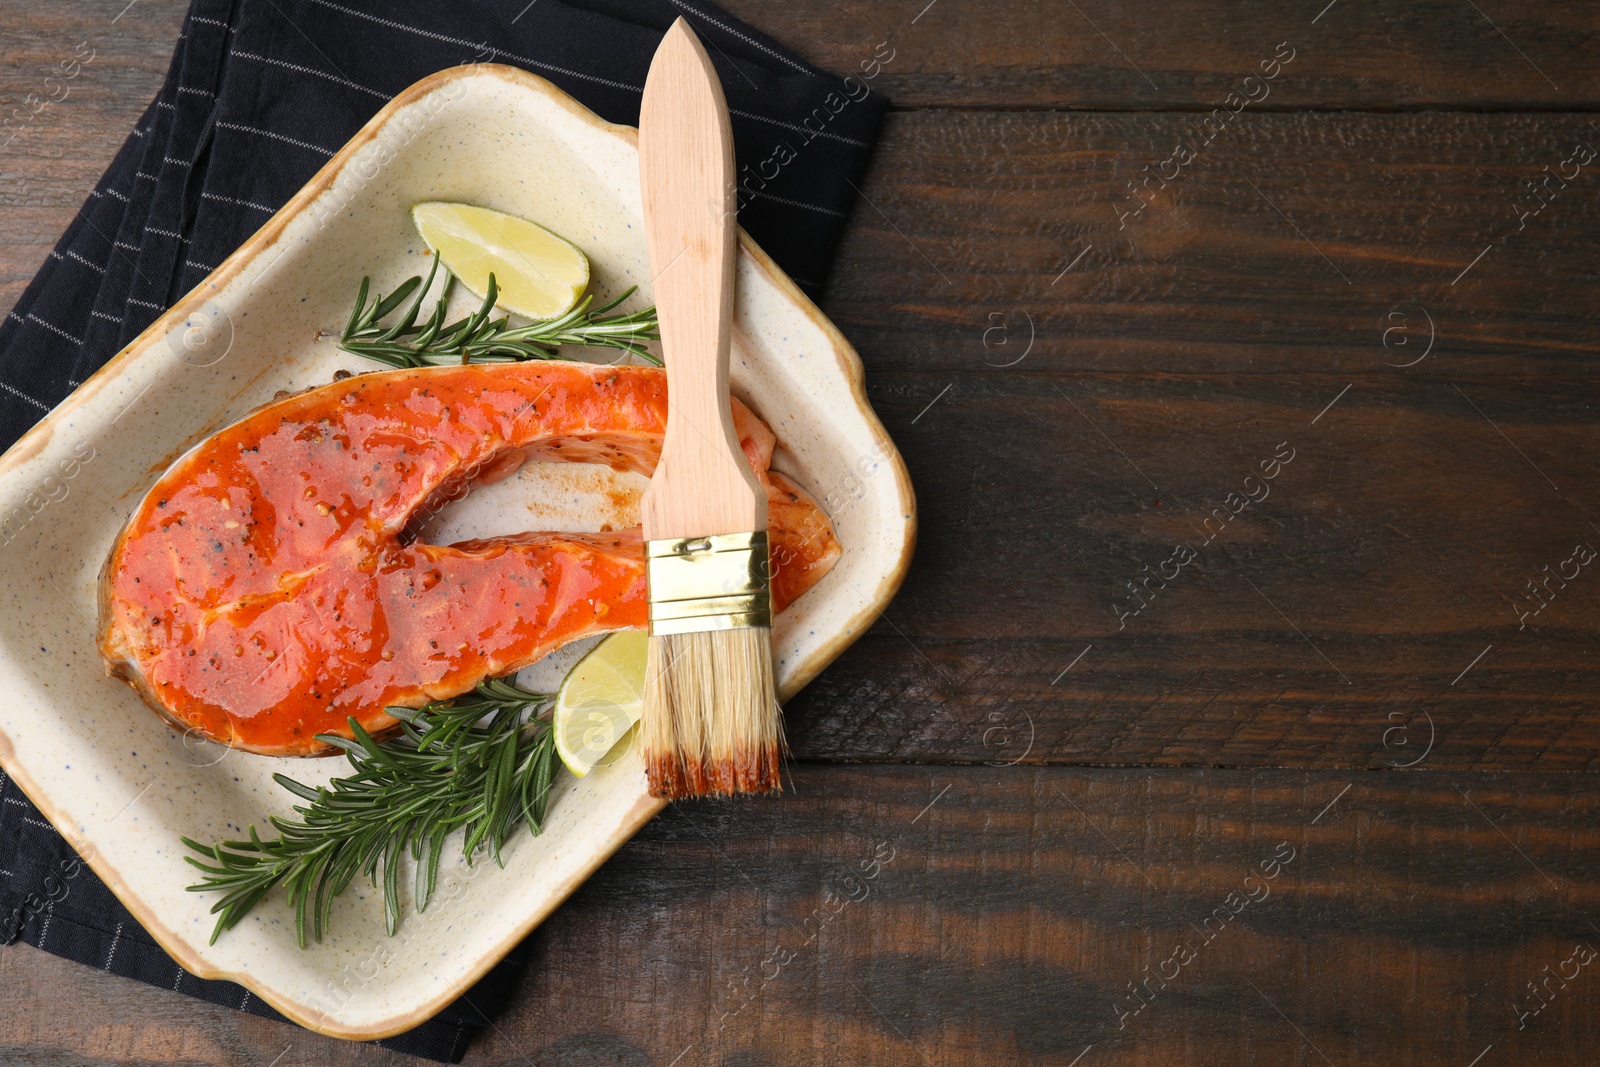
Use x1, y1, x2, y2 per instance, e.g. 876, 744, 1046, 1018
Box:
0, 64, 913, 1039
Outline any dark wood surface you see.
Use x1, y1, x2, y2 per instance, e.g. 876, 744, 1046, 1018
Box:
10, 767, 1600, 1066
790, 106, 1600, 770
722, 0, 1600, 110
4, 1, 1600, 1064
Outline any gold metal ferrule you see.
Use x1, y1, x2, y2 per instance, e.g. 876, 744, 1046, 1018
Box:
645, 530, 772, 636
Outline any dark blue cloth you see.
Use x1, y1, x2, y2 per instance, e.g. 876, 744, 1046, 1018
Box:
0, 0, 885, 1059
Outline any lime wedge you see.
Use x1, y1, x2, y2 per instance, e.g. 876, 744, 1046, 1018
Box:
411, 202, 589, 320
553, 630, 647, 777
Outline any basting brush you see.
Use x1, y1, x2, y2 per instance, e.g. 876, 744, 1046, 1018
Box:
636, 18, 781, 799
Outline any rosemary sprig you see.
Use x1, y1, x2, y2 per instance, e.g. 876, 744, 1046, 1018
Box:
338, 256, 661, 367
181, 677, 558, 947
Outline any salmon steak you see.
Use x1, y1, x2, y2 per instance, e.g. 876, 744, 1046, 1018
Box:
98, 361, 840, 756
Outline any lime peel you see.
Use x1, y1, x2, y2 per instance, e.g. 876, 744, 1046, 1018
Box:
553, 630, 647, 777
411, 202, 590, 320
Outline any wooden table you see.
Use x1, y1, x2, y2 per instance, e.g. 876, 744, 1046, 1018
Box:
4, 2, 1600, 1063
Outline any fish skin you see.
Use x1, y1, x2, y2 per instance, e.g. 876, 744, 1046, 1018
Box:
99, 361, 840, 756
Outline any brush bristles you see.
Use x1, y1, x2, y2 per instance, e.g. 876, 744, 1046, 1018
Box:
642, 626, 782, 799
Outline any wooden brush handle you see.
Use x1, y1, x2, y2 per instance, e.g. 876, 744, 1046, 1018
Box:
638, 18, 766, 542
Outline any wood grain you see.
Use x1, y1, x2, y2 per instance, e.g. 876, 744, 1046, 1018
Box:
4, 2, 1600, 1065
7, 765, 1600, 1065
784, 108, 1600, 771
722, 0, 1600, 111
0, 0, 187, 312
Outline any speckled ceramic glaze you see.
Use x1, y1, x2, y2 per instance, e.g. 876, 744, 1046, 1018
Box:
0, 66, 914, 1039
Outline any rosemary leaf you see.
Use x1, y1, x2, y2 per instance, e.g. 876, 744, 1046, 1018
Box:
338, 263, 660, 368
182, 677, 558, 947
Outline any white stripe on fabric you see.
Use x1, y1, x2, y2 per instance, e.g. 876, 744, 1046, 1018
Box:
91, 310, 123, 323
126, 297, 165, 310
66, 250, 106, 273
201, 190, 276, 214
105, 922, 124, 970
145, 227, 185, 240
747, 190, 846, 217
229, 50, 388, 99
728, 107, 869, 148
27, 313, 83, 346
215, 121, 335, 157
667, 0, 809, 73
185, 259, 217, 273
0, 380, 51, 411
306, 0, 642, 94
